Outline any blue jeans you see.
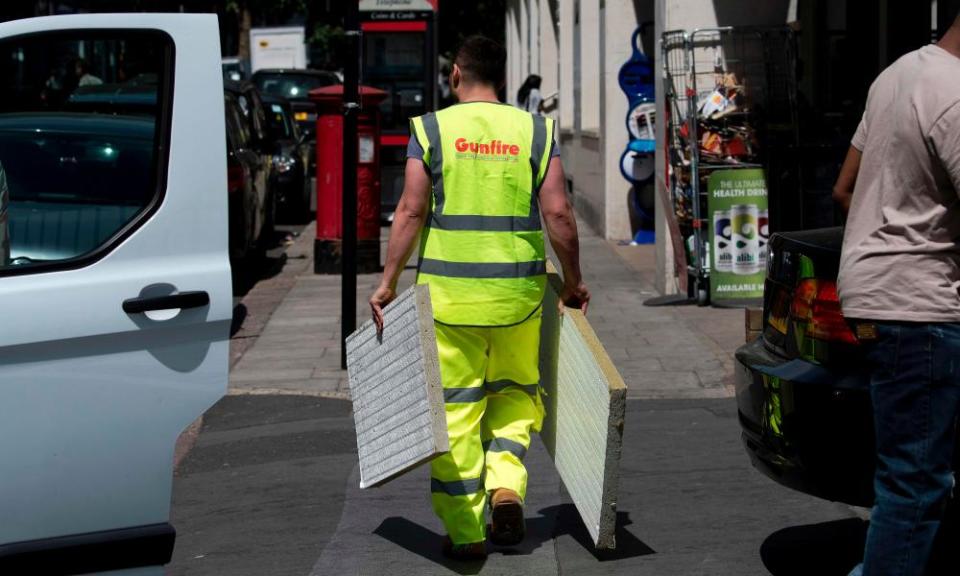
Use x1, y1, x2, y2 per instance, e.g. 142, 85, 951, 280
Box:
849, 322, 960, 576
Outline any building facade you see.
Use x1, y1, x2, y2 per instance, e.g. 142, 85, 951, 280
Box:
506, 0, 654, 244
509, 0, 959, 296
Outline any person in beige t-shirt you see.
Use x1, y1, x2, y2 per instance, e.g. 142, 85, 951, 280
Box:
833, 12, 960, 576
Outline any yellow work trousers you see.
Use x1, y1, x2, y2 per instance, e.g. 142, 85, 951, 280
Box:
430, 311, 545, 545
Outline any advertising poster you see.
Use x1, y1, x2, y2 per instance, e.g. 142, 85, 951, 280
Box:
707, 169, 768, 303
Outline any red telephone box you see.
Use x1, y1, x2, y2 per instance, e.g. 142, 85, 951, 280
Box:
310, 85, 387, 274
360, 1, 438, 220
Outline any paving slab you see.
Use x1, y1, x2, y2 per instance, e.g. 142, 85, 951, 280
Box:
230, 378, 344, 395
568, 234, 741, 399
228, 256, 418, 396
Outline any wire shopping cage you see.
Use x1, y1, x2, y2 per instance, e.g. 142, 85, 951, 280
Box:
661, 26, 798, 305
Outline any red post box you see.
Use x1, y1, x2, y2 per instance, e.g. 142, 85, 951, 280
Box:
310, 85, 388, 274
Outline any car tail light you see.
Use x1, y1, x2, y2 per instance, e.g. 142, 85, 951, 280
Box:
790, 278, 858, 345
227, 163, 245, 194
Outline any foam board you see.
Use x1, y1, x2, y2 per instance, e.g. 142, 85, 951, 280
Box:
539, 265, 628, 550
346, 285, 448, 489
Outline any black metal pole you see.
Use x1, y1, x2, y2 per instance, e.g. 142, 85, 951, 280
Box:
341, 2, 359, 370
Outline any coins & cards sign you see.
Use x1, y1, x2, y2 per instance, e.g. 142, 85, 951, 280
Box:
707, 169, 768, 303
360, 0, 435, 9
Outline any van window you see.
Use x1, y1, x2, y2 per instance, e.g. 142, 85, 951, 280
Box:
0, 31, 172, 273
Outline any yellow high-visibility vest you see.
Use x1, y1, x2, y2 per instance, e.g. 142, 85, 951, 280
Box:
410, 102, 555, 326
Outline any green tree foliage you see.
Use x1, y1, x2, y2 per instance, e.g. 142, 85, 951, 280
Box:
309, 24, 345, 69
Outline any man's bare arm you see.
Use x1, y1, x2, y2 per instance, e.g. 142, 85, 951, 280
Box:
369, 158, 431, 330
833, 146, 862, 215
539, 156, 590, 312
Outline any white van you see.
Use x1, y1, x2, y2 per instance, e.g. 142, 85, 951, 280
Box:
0, 14, 230, 575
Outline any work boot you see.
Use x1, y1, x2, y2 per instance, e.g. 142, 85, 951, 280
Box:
489, 488, 526, 546
441, 536, 487, 561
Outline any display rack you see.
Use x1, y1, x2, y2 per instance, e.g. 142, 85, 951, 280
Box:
661, 26, 798, 305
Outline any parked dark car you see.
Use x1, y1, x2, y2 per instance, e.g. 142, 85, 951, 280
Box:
222, 57, 248, 83
261, 94, 311, 221
0, 112, 155, 263
66, 73, 160, 115
225, 90, 270, 263
224, 82, 277, 241
225, 80, 272, 155
735, 227, 960, 508
252, 68, 339, 172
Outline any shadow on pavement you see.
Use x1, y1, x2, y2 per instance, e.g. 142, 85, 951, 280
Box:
231, 225, 308, 299
232, 249, 288, 298
230, 303, 247, 337
760, 518, 867, 576
541, 505, 656, 561
763, 513, 960, 576
373, 505, 654, 570
373, 517, 485, 575
926, 502, 960, 576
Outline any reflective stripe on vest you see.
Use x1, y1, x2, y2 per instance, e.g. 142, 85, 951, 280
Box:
410, 103, 555, 326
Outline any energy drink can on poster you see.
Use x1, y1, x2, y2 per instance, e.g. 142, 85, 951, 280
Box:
731, 204, 760, 275
758, 209, 770, 269
712, 210, 733, 272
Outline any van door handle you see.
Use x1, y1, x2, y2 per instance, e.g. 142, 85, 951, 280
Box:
123, 291, 210, 314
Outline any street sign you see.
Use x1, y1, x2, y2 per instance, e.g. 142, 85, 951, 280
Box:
359, 0, 436, 11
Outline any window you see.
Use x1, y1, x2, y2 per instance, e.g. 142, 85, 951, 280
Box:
578, 0, 600, 133
267, 103, 293, 140
573, 0, 581, 131
226, 95, 251, 149
364, 32, 427, 131
0, 30, 172, 274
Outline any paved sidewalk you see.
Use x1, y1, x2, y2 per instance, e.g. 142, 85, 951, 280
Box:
169, 220, 863, 576
228, 227, 414, 397
574, 233, 741, 399
227, 224, 741, 400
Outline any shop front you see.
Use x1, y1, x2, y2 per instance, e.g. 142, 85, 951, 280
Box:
655, 0, 957, 305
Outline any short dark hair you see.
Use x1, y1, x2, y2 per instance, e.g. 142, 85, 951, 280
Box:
455, 35, 506, 88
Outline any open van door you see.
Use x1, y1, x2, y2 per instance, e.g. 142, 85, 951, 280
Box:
0, 14, 229, 575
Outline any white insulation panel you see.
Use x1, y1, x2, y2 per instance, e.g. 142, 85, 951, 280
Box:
540, 268, 628, 550
346, 285, 448, 489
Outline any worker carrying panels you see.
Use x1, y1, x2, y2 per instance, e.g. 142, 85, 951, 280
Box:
345, 285, 448, 489
345, 274, 627, 550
